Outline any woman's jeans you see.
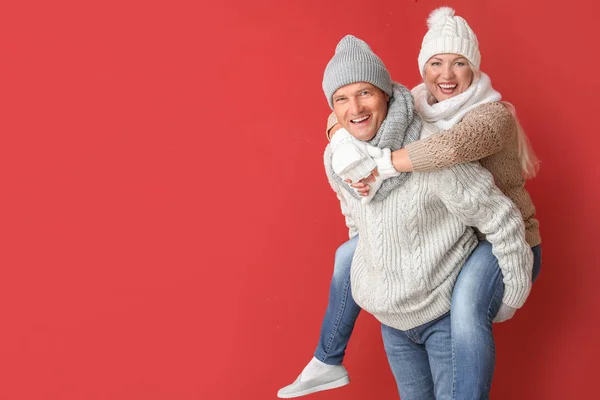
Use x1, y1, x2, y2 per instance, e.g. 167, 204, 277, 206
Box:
314, 236, 542, 399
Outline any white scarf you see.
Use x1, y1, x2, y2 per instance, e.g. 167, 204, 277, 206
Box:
411, 72, 502, 130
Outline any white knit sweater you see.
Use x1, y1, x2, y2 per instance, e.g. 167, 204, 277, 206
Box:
325, 133, 533, 330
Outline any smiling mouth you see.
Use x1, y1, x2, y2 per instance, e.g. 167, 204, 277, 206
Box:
351, 115, 371, 124
438, 83, 457, 94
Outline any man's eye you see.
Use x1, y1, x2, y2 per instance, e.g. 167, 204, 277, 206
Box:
360, 91, 370, 96
335, 97, 346, 102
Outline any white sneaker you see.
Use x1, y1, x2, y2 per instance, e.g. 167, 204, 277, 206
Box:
277, 365, 350, 398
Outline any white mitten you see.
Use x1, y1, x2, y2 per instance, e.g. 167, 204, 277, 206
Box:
493, 303, 517, 323
330, 128, 376, 183
366, 145, 400, 180
360, 146, 400, 205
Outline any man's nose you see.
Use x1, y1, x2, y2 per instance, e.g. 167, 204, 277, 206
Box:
349, 97, 363, 114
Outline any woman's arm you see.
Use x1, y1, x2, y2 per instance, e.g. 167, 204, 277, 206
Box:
329, 103, 515, 196
326, 112, 339, 140
401, 102, 515, 172
436, 162, 533, 309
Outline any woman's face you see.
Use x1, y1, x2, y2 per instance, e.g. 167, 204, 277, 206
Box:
423, 54, 474, 102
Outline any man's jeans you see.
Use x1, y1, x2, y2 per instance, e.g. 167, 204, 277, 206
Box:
314, 236, 542, 399
382, 313, 453, 400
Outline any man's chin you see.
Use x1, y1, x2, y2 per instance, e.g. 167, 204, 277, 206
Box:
349, 131, 375, 141
344, 125, 370, 139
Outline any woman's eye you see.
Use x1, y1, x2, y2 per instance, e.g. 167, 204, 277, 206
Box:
455, 62, 465, 66
431, 62, 441, 66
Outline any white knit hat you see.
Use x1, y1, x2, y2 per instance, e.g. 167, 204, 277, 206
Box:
417, 7, 480, 77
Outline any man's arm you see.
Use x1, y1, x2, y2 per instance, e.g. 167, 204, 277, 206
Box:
436, 162, 533, 309
324, 147, 359, 238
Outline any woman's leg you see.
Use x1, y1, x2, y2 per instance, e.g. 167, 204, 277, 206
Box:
532, 244, 542, 282
278, 236, 359, 398
451, 241, 543, 400
314, 235, 361, 364
382, 313, 453, 400
450, 241, 502, 400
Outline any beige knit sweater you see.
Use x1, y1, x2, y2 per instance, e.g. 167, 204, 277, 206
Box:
327, 102, 541, 247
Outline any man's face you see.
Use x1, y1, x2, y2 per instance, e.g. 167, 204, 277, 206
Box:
332, 82, 390, 141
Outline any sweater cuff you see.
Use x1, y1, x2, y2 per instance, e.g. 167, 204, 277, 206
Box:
500, 252, 533, 308
405, 140, 436, 172
326, 113, 339, 141
502, 280, 532, 309
342, 157, 377, 183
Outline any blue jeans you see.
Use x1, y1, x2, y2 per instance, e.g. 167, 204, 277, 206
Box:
451, 241, 541, 400
382, 314, 453, 400
314, 235, 361, 365
314, 236, 542, 398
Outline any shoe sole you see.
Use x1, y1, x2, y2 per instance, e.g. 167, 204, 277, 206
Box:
277, 375, 350, 398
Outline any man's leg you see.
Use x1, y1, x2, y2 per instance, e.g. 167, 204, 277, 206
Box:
423, 313, 454, 400
381, 322, 437, 400
278, 236, 359, 398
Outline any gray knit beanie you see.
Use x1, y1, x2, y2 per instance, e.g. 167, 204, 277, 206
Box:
322, 35, 392, 109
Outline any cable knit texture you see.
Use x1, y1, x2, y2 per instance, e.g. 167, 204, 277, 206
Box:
326, 75, 541, 247
324, 148, 533, 330
405, 103, 541, 247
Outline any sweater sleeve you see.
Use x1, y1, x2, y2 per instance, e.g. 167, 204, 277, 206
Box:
324, 147, 359, 239
326, 112, 339, 140
435, 162, 533, 308
405, 102, 516, 172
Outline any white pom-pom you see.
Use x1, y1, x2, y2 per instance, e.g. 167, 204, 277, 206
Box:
427, 7, 455, 28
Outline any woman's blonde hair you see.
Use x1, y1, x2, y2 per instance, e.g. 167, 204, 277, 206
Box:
469, 66, 539, 179
501, 101, 540, 179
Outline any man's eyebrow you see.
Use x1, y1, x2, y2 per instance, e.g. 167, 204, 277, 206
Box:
354, 86, 372, 93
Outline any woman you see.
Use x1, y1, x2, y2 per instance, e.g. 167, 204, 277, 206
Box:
278, 7, 541, 400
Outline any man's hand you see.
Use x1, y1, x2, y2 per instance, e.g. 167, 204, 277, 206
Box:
344, 145, 400, 204
346, 172, 376, 196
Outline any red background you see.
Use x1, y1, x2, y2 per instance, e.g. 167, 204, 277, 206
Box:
1, 0, 598, 399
